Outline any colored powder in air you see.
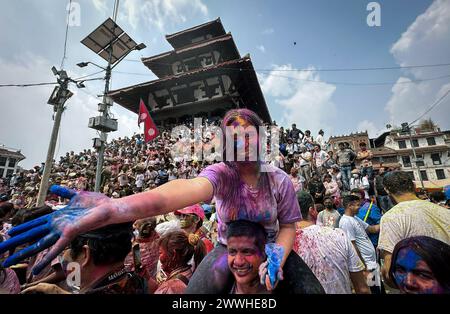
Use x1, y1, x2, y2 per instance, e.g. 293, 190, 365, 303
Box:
265, 243, 284, 287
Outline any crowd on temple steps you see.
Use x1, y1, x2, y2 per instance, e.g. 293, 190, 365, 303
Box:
1, 112, 449, 295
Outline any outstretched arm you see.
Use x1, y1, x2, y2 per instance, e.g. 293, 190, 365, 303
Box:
113, 177, 213, 222
0, 178, 213, 274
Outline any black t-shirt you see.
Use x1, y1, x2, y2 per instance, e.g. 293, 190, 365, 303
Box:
289, 129, 302, 141
375, 174, 388, 196
308, 181, 325, 203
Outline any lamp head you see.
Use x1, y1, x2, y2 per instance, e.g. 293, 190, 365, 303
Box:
135, 43, 146, 51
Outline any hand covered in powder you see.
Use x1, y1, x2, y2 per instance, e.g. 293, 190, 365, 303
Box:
258, 254, 284, 292
0, 185, 118, 275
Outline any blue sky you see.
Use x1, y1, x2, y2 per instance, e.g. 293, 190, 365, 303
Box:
1, 0, 449, 168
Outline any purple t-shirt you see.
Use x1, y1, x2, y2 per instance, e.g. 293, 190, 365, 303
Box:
199, 162, 302, 245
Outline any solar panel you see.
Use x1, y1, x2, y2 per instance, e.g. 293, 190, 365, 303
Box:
81, 18, 136, 65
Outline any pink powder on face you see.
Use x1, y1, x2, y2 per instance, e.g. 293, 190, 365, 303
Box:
199, 162, 301, 245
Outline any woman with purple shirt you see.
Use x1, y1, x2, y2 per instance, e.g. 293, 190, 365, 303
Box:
0, 109, 323, 294
188, 110, 322, 293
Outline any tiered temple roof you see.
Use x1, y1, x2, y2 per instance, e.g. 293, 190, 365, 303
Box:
109, 18, 271, 124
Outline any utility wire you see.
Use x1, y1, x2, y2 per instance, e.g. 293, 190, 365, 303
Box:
254, 63, 450, 73
0, 82, 58, 88
123, 59, 450, 72
257, 72, 450, 86
80, 77, 105, 82
0, 77, 103, 88
113, 0, 120, 22
73, 70, 106, 81
60, 0, 73, 69
77, 86, 101, 99
113, 71, 155, 77
2, 73, 449, 89
409, 89, 450, 125
111, 70, 450, 86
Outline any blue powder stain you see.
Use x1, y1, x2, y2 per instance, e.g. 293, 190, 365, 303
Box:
394, 248, 422, 288
265, 243, 284, 287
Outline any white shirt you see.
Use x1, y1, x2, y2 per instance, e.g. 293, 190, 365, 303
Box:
378, 200, 450, 253
270, 155, 284, 169
313, 150, 329, 167
299, 152, 312, 167
317, 209, 341, 228
286, 143, 298, 154
145, 170, 158, 181
294, 225, 365, 294
303, 136, 314, 145
135, 173, 145, 188
316, 134, 325, 149
339, 215, 378, 270
168, 169, 178, 181
350, 176, 370, 199
118, 173, 129, 187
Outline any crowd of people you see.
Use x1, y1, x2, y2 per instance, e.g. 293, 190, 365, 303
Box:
1, 109, 449, 295
0, 117, 224, 208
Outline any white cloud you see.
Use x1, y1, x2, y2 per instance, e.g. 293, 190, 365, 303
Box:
257, 45, 266, 53
92, 0, 108, 13
0, 55, 97, 168
262, 28, 274, 35
0, 54, 141, 169
120, 0, 209, 32
386, 0, 450, 129
110, 107, 141, 138
261, 65, 337, 133
357, 120, 382, 138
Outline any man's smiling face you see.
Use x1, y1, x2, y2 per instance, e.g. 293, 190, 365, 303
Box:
227, 236, 265, 286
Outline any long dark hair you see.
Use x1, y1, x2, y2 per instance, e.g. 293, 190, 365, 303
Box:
218, 109, 272, 220
389, 236, 450, 292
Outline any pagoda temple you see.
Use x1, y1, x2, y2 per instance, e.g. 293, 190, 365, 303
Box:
108, 18, 271, 126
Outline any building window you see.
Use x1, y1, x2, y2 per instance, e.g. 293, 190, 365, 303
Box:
405, 171, 415, 181
431, 153, 441, 165
184, 58, 200, 71
0, 157, 6, 167
382, 156, 398, 163
0, 168, 4, 178
176, 64, 184, 73
6, 169, 13, 177
8, 158, 16, 168
415, 155, 424, 167
202, 55, 213, 67
411, 139, 419, 147
398, 140, 407, 149
426, 137, 436, 146
402, 156, 411, 167
420, 170, 428, 181
436, 169, 446, 180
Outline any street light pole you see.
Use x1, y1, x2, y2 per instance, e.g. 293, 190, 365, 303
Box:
80, 12, 146, 192
36, 73, 73, 206
94, 48, 113, 192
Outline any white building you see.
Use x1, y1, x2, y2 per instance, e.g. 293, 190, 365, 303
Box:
0, 145, 26, 178
382, 127, 450, 183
